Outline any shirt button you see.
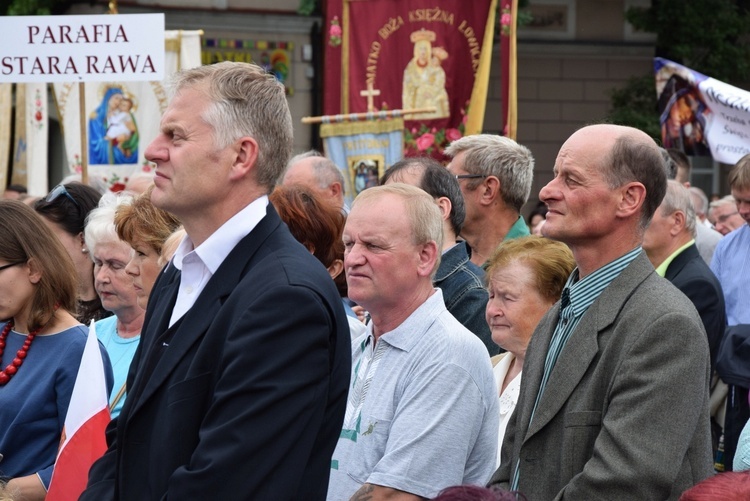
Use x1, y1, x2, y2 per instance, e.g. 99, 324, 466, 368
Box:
186, 286, 194, 294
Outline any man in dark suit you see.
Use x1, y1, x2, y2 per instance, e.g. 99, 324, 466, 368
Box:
644, 179, 726, 371
82, 62, 350, 500
490, 124, 713, 500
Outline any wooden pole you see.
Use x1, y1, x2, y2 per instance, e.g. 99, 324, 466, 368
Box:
78, 82, 88, 186
301, 107, 436, 125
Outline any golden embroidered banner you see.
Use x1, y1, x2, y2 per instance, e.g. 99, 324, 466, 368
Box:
323, 0, 497, 161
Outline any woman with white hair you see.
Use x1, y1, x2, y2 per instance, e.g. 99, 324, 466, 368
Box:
85, 193, 143, 418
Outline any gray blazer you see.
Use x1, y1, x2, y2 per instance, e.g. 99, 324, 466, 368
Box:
490, 252, 714, 500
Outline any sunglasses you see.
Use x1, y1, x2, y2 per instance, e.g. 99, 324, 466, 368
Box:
0, 261, 24, 272
455, 174, 488, 180
45, 184, 80, 207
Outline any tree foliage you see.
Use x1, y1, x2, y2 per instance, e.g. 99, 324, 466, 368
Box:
626, 0, 750, 81
1, 0, 81, 15
607, 74, 661, 141
608, 0, 750, 140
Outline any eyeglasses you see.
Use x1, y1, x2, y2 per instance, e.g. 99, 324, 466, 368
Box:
455, 174, 488, 181
0, 262, 24, 272
45, 184, 80, 207
717, 211, 739, 223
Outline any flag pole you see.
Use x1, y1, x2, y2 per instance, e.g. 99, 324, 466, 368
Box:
507, 0, 519, 140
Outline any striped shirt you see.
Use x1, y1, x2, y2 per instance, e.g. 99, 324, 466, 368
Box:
511, 246, 642, 490
711, 224, 750, 325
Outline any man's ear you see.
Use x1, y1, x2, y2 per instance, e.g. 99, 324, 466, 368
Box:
671, 210, 686, 236
416, 240, 439, 278
435, 196, 452, 222
329, 182, 343, 199
480, 176, 501, 206
616, 182, 646, 219
229, 137, 259, 181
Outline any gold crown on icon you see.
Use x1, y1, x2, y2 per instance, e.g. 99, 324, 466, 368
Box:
410, 29, 436, 43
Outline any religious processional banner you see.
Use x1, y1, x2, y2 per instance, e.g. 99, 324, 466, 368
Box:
0, 14, 166, 195
323, 0, 497, 161
0, 81, 47, 196
11, 83, 48, 196
656, 57, 750, 164
53, 29, 201, 192
202, 38, 295, 95
321, 118, 404, 206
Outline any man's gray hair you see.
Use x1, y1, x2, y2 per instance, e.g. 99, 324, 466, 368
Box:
688, 187, 709, 216
287, 150, 346, 194
603, 135, 667, 229
661, 180, 696, 238
444, 134, 534, 212
709, 195, 738, 212
170, 62, 293, 193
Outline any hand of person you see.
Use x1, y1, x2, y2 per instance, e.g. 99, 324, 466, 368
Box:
351, 305, 367, 324
6, 474, 46, 501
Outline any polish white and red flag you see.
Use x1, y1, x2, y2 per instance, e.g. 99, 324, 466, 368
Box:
46, 322, 111, 501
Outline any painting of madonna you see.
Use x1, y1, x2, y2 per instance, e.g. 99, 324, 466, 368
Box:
88, 86, 139, 165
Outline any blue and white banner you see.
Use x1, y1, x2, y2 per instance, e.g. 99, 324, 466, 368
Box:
656, 58, 750, 164
321, 118, 404, 206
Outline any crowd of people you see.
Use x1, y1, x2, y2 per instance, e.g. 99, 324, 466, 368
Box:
1, 60, 749, 500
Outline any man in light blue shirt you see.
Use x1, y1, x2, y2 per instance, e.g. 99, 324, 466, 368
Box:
329, 184, 498, 500
711, 154, 750, 326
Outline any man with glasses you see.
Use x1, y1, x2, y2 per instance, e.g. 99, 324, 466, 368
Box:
708, 195, 745, 235
445, 134, 534, 268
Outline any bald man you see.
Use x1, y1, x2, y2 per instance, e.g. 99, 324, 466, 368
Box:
491, 124, 712, 500
283, 150, 347, 211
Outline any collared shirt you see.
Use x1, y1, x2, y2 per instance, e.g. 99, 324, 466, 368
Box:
328, 289, 499, 499
655, 239, 695, 277
711, 224, 750, 325
504, 215, 530, 241
511, 246, 642, 490
169, 196, 269, 326
480, 216, 530, 271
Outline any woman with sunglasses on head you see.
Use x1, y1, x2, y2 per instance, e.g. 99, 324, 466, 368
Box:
0, 201, 113, 501
34, 182, 112, 325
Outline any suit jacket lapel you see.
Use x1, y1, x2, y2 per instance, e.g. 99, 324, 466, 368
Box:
514, 304, 558, 446
664, 244, 697, 281
522, 252, 656, 441
127, 205, 283, 419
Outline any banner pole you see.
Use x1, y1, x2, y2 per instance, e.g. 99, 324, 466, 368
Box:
78, 82, 88, 186
301, 107, 436, 124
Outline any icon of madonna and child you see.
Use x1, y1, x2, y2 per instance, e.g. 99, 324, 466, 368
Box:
88, 85, 140, 165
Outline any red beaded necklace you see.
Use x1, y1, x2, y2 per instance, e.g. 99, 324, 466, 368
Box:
0, 320, 40, 385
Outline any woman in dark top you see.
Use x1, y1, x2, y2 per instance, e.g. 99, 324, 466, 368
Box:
34, 182, 111, 325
